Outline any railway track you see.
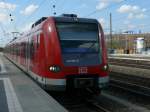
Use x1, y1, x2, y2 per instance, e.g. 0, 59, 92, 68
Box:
110, 78, 150, 97
85, 98, 111, 112
49, 91, 111, 112
108, 57, 150, 69
109, 71, 150, 97
109, 57, 150, 95
109, 61, 150, 69
48, 75, 150, 112
110, 72, 150, 87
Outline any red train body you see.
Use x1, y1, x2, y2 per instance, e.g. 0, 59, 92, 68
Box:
5, 14, 109, 93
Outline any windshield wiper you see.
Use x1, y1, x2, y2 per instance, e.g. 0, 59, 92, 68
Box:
79, 42, 96, 58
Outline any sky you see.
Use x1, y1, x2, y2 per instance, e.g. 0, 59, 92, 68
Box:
0, 0, 149, 47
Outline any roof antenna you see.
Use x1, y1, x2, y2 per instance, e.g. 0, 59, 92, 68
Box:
53, 5, 56, 16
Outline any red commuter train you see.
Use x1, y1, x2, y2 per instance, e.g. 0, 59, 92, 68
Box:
5, 14, 109, 93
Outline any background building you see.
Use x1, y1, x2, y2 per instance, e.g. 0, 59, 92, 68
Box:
105, 33, 150, 54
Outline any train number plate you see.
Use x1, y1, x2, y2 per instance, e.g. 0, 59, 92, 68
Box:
74, 78, 94, 88
78, 67, 88, 74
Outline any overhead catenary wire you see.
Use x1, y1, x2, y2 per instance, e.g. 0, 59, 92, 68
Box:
0, 0, 12, 29
111, 0, 149, 32
16, 0, 33, 28
82, 0, 128, 36
56, 0, 69, 15
113, 3, 150, 25
112, 13, 149, 33
18, 0, 47, 31
0, 0, 16, 40
0, 22, 11, 47
19, 0, 68, 26
1, 0, 12, 20
0, 23, 6, 35
0, 0, 12, 45
80, 0, 148, 34
83, 0, 128, 18
57, 0, 66, 10
1, 0, 16, 31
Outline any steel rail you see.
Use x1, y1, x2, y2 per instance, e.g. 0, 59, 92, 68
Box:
110, 79, 150, 97
109, 61, 150, 69
85, 99, 111, 112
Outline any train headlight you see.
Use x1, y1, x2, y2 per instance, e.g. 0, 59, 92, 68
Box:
49, 65, 61, 72
102, 64, 109, 71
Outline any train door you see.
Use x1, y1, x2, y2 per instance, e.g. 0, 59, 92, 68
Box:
25, 38, 28, 70
29, 34, 39, 72
29, 35, 35, 71
35, 34, 40, 73
38, 32, 46, 87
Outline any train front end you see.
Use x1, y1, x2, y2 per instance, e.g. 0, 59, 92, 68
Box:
45, 15, 109, 93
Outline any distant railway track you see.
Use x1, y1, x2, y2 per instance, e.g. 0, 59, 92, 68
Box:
109, 62, 150, 69
110, 72, 150, 87
109, 57, 150, 96
109, 72, 150, 97
110, 79, 150, 97
108, 57, 150, 69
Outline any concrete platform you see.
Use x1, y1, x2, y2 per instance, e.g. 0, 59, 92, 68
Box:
0, 53, 68, 112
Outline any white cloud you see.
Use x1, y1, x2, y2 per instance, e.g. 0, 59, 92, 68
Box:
100, 0, 123, 2
112, 0, 123, 2
21, 22, 34, 32
117, 4, 132, 13
96, 0, 123, 10
117, 4, 146, 19
0, 2, 16, 11
99, 18, 105, 27
123, 20, 136, 30
80, 4, 87, 8
0, 13, 9, 22
124, 22, 144, 31
117, 5, 146, 14
20, 4, 38, 16
96, 2, 108, 10
136, 13, 146, 19
127, 13, 146, 19
138, 24, 145, 28
124, 20, 130, 24
127, 24, 136, 29
142, 8, 146, 12
127, 13, 134, 19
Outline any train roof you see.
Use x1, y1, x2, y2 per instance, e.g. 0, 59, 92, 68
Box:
7, 14, 100, 46
31, 14, 99, 29
54, 13, 98, 23
31, 17, 48, 29
54, 17, 98, 24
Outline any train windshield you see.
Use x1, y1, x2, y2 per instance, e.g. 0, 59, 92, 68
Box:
56, 22, 102, 66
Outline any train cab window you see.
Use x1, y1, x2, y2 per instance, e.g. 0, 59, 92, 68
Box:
56, 22, 102, 66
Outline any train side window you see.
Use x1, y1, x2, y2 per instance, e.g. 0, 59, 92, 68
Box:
37, 34, 40, 48
30, 38, 34, 59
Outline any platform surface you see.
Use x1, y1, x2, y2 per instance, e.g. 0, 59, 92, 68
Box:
0, 53, 68, 112
109, 54, 150, 59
